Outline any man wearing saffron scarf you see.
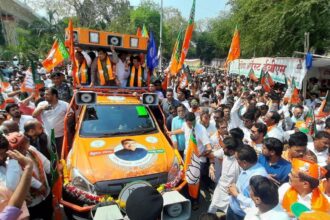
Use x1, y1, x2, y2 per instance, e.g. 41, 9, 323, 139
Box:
75, 49, 91, 86
127, 56, 146, 87
91, 45, 119, 86
278, 158, 329, 217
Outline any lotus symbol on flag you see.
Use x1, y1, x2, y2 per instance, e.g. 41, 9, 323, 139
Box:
185, 154, 201, 184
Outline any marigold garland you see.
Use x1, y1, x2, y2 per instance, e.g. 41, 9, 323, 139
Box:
60, 159, 69, 186
61, 160, 184, 207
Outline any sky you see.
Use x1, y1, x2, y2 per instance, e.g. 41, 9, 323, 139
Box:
129, 0, 229, 21
24, 0, 228, 21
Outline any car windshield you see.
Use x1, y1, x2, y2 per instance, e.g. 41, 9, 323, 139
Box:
80, 104, 156, 137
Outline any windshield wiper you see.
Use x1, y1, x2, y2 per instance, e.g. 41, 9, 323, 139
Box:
94, 131, 131, 137
83, 128, 157, 138
133, 128, 157, 135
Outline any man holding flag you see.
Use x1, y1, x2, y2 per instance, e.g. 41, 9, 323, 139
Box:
169, 112, 213, 209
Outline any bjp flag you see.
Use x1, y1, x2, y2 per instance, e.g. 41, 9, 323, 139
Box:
260, 71, 274, 92
248, 68, 258, 82
184, 131, 200, 199
169, 28, 184, 75
178, 0, 196, 70
42, 39, 69, 72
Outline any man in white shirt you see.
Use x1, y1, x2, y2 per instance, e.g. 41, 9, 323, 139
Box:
209, 120, 229, 183
208, 136, 241, 214
177, 89, 190, 111
169, 112, 212, 164
241, 110, 258, 144
200, 111, 217, 138
5, 103, 33, 133
116, 53, 130, 87
249, 122, 267, 154
169, 112, 213, 209
263, 111, 285, 143
40, 73, 53, 88
307, 131, 330, 167
0, 135, 21, 192
244, 175, 289, 220
33, 87, 72, 157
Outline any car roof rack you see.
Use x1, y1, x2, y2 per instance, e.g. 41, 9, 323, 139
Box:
76, 86, 149, 97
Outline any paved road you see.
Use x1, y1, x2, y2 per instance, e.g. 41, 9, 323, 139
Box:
191, 188, 212, 219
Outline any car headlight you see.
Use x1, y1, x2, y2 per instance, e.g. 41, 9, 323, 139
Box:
71, 168, 95, 193
167, 156, 180, 182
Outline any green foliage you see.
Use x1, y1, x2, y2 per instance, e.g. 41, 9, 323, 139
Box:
3, 0, 330, 64
220, 0, 330, 57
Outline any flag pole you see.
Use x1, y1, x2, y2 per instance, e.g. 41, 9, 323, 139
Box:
159, 0, 163, 75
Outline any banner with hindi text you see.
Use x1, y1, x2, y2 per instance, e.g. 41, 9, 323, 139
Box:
229, 57, 307, 89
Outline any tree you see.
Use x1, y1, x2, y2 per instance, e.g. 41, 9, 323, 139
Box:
162, 7, 186, 59
225, 0, 330, 57
26, 0, 131, 29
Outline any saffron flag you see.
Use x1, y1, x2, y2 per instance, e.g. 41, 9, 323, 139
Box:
21, 71, 34, 93
146, 31, 159, 71
50, 129, 62, 220
42, 39, 69, 72
283, 77, 292, 103
65, 19, 77, 86
225, 27, 240, 67
316, 90, 330, 119
290, 78, 300, 105
162, 69, 170, 91
0, 73, 9, 90
65, 19, 75, 62
169, 28, 184, 75
248, 68, 258, 82
21, 69, 35, 93
178, 0, 196, 70
136, 27, 142, 37
142, 24, 149, 38
261, 71, 274, 92
21, 61, 44, 94
184, 130, 200, 199
0, 88, 5, 109
179, 72, 188, 89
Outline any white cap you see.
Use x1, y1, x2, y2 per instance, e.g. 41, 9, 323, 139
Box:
254, 86, 262, 91
256, 102, 266, 107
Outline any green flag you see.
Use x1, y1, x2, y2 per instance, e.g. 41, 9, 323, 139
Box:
169, 27, 184, 74
31, 61, 44, 90
142, 24, 149, 38
50, 129, 59, 187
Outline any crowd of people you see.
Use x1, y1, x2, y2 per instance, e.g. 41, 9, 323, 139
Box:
160, 69, 330, 219
0, 46, 330, 220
